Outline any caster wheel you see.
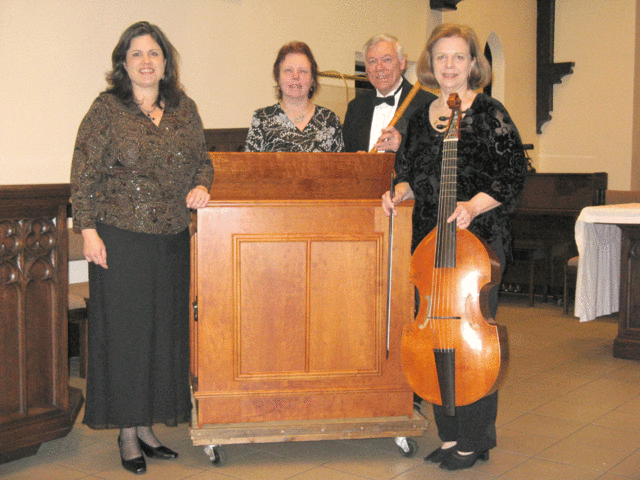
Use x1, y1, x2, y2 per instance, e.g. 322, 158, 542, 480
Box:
398, 438, 419, 458
211, 447, 227, 466
204, 445, 227, 466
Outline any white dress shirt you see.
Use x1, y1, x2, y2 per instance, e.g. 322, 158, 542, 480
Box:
368, 80, 403, 152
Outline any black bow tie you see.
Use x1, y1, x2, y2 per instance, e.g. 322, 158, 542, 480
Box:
373, 95, 395, 107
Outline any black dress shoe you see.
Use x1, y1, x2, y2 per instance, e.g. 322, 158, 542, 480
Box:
439, 450, 489, 470
118, 437, 146, 475
424, 445, 456, 463
138, 438, 179, 459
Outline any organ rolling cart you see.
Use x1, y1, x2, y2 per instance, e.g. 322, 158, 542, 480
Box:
189, 152, 427, 464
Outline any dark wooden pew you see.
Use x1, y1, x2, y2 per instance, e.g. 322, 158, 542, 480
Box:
204, 128, 248, 152
503, 172, 608, 310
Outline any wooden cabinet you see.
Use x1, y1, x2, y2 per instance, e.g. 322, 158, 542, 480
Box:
0, 184, 83, 463
614, 225, 640, 359
190, 153, 426, 445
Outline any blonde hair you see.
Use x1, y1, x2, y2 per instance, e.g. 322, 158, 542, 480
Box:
416, 23, 491, 90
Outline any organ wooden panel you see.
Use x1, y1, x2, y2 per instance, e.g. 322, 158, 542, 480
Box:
190, 153, 425, 442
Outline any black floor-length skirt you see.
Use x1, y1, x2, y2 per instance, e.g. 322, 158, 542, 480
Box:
83, 223, 191, 429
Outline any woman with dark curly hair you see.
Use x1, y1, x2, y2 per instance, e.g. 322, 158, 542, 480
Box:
70, 21, 213, 475
244, 41, 344, 152
382, 23, 527, 471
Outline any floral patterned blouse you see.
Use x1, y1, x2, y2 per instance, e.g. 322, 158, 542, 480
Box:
244, 103, 344, 152
70, 92, 214, 235
396, 93, 528, 256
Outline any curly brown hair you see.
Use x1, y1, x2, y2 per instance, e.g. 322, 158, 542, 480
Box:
105, 21, 183, 109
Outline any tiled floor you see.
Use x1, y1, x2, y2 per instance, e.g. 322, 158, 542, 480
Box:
3, 294, 640, 479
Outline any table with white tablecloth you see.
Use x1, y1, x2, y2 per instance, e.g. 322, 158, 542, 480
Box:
574, 203, 640, 358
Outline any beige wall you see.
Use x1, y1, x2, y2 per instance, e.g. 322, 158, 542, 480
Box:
447, 0, 639, 190
0, 0, 436, 185
633, 0, 640, 189
443, 0, 539, 166
2, 0, 637, 190
535, 0, 637, 189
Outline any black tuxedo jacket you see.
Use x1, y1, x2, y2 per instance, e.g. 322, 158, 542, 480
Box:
342, 77, 437, 153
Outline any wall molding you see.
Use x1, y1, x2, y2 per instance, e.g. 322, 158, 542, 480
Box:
537, 0, 574, 133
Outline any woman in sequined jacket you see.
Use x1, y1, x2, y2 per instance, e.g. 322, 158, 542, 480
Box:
70, 21, 213, 475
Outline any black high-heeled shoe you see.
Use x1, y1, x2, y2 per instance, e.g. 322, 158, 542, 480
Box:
118, 436, 146, 475
439, 450, 489, 470
424, 445, 456, 463
138, 437, 179, 459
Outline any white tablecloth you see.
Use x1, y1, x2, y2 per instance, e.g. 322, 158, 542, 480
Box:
575, 203, 640, 321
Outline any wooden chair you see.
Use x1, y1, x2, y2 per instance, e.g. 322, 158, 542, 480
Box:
68, 228, 89, 378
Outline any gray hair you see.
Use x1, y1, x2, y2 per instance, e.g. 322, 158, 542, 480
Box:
363, 34, 405, 61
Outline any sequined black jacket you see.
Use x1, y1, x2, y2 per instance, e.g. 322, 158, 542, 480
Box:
395, 93, 527, 255
71, 92, 214, 235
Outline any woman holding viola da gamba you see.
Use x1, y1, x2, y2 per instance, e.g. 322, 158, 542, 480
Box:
382, 24, 527, 471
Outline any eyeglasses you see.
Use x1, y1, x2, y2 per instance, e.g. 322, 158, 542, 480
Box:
281, 67, 311, 77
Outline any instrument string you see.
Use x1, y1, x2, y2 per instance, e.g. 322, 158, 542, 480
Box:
431, 105, 460, 350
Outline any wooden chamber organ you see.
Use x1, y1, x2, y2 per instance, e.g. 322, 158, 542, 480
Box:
189, 152, 427, 446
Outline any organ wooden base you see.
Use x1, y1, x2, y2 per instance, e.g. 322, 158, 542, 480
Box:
189, 153, 427, 445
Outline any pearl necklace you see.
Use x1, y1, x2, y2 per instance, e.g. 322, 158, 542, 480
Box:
282, 103, 312, 124
291, 111, 307, 123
